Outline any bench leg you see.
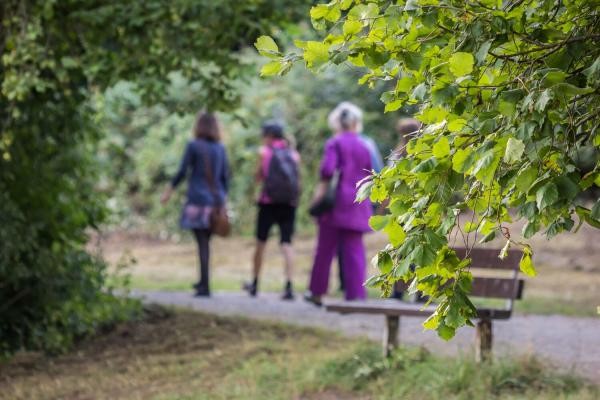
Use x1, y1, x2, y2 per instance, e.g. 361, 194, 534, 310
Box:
476, 319, 493, 362
383, 315, 399, 357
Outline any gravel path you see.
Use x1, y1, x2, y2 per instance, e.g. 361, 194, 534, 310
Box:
138, 290, 600, 381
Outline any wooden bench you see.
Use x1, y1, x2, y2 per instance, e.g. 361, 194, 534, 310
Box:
325, 248, 523, 361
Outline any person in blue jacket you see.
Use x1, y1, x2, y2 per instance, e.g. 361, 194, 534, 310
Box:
161, 112, 230, 297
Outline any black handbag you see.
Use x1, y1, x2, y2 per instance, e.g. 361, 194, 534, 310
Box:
309, 171, 339, 217
309, 141, 341, 217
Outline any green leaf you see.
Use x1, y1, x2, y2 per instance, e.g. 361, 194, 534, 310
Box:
396, 76, 415, 93
522, 221, 539, 238
254, 36, 279, 58
583, 56, 600, 84
472, 150, 500, 185
260, 61, 282, 76
369, 215, 390, 231
479, 230, 496, 243
437, 323, 456, 340
324, 5, 341, 22
356, 179, 373, 202
448, 52, 474, 77
536, 182, 558, 211
343, 19, 363, 36
310, 4, 329, 20
475, 40, 493, 64
447, 119, 466, 132
384, 221, 407, 247
535, 90, 553, 112
412, 157, 438, 173
377, 251, 393, 274
384, 99, 404, 112
452, 148, 474, 173
404, 0, 419, 11
404, 52, 423, 71
541, 70, 568, 87
464, 221, 477, 233
432, 137, 450, 158
411, 83, 427, 101
303, 41, 330, 68
340, 0, 354, 10
515, 166, 538, 193
420, 106, 449, 124
551, 83, 594, 98
423, 312, 440, 330
519, 246, 536, 277
554, 175, 580, 201
503, 137, 525, 164
348, 3, 380, 20
370, 182, 388, 202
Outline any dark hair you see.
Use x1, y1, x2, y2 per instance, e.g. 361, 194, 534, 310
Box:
262, 121, 284, 139
194, 112, 220, 141
396, 118, 421, 137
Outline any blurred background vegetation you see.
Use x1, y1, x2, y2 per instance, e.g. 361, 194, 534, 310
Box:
94, 46, 413, 238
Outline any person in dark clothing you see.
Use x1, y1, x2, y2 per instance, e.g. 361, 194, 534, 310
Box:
244, 122, 300, 300
161, 112, 230, 297
389, 118, 427, 302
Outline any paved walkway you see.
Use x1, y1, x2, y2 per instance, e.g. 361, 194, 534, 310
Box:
138, 290, 600, 381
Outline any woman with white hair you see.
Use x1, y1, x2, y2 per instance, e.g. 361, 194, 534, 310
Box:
305, 102, 373, 305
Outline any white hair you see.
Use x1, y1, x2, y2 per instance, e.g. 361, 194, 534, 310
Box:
327, 101, 363, 133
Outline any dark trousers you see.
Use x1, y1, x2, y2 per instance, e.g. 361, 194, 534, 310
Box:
192, 229, 211, 289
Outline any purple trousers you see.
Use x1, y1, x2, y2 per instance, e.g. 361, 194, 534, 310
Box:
309, 223, 367, 300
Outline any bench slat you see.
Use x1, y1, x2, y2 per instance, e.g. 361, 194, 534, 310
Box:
325, 300, 512, 319
395, 277, 524, 299
472, 277, 524, 299
454, 248, 521, 270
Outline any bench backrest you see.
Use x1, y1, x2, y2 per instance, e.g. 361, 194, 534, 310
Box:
396, 247, 524, 310
454, 248, 523, 301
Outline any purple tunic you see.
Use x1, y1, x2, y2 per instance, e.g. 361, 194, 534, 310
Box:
319, 132, 373, 232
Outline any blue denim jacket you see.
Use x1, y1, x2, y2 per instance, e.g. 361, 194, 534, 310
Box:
171, 139, 229, 206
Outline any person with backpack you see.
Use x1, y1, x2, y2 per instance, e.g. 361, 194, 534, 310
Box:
243, 122, 300, 300
305, 102, 373, 305
160, 112, 230, 297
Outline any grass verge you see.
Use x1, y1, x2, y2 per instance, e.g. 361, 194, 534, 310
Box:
1, 307, 596, 400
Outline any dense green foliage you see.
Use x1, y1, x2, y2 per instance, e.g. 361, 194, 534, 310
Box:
259, 0, 600, 339
96, 57, 402, 236
0, 0, 307, 354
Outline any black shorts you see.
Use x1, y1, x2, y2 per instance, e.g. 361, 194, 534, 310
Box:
256, 204, 296, 244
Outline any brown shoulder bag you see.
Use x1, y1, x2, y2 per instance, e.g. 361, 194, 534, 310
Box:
202, 143, 231, 237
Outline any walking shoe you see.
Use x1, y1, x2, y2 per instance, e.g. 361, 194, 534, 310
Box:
303, 292, 322, 307
282, 288, 295, 301
194, 286, 210, 297
390, 288, 404, 300
243, 281, 257, 297
282, 281, 294, 301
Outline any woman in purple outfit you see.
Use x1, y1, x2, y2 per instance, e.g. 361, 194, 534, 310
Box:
305, 102, 373, 305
